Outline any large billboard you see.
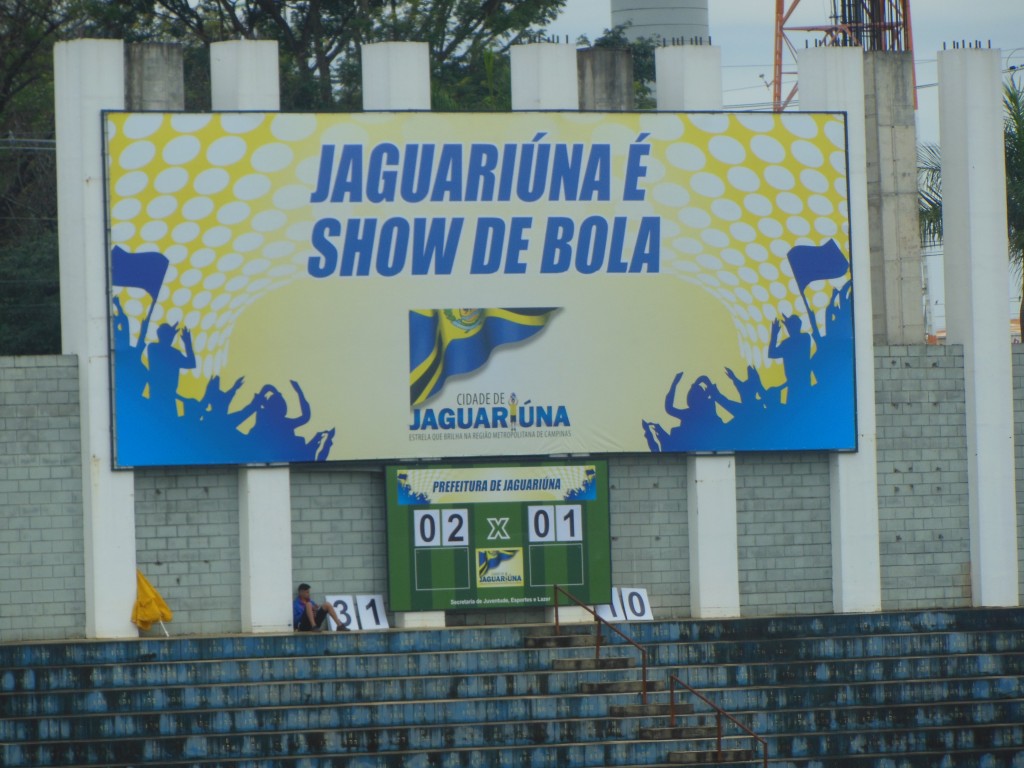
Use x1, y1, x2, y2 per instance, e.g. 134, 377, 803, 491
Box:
104, 111, 855, 467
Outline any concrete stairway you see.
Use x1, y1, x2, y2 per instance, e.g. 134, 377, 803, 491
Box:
0, 625, 734, 767
585, 608, 1024, 767
1, 608, 1022, 767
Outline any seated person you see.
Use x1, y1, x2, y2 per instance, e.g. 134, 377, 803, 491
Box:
292, 583, 347, 631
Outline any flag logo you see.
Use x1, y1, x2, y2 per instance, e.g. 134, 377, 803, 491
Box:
476, 548, 524, 587
446, 309, 484, 332
409, 307, 558, 406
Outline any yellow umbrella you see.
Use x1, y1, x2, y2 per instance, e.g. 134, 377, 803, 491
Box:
132, 569, 173, 635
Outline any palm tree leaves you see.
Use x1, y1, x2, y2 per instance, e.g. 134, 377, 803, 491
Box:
918, 79, 1024, 333
918, 80, 1024, 265
1005, 79, 1024, 266
917, 141, 943, 247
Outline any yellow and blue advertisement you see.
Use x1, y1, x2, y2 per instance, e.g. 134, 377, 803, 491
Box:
104, 111, 856, 467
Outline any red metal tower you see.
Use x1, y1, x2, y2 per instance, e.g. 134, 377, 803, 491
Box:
773, 0, 914, 110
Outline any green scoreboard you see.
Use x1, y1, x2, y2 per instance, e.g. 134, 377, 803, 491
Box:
385, 461, 611, 612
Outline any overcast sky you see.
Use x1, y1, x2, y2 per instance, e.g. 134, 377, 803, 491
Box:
545, 0, 1024, 143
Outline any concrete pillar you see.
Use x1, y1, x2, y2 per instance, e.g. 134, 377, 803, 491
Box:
938, 48, 1019, 607
360, 42, 444, 628
654, 45, 740, 618
863, 52, 925, 344
510, 42, 592, 623
654, 45, 722, 111
117, 43, 186, 634
511, 43, 579, 111
361, 42, 431, 111
209, 40, 293, 632
578, 47, 634, 111
54, 39, 138, 638
210, 40, 280, 110
798, 46, 882, 613
126, 43, 184, 111
686, 455, 740, 616
238, 466, 292, 632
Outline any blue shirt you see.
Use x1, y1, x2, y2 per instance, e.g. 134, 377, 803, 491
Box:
293, 596, 317, 628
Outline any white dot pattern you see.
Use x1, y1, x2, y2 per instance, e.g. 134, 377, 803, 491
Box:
107, 112, 852, 394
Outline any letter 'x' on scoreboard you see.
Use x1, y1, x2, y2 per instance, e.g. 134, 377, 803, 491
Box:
487, 517, 510, 540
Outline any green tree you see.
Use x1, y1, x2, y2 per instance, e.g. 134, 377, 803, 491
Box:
918, 80, 1024, 331
1006, 80, 1024, 273
0, 0, 90, 354
102, 0, 565, 111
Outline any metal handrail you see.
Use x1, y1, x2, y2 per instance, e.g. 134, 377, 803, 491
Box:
551, 584, 650, 704
549, 585, 767, 767
670, 674, 768, 768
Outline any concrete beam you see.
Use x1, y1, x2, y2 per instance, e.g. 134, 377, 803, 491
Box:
578, 47, 634, 111
54, 39, 138, 638
798, 46, 882, 613
208, 40, 295, 633
126, 43, 184, 111
360, 42, 446, 628
863, 52, 925, 344
938, 48, 1019, 607
654, 45, 740, 618
654, 45, 722, 111
511, 44, 579, 111
361, 42, 431, 112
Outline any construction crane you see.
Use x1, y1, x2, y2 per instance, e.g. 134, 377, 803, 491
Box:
773, 0, 914, 110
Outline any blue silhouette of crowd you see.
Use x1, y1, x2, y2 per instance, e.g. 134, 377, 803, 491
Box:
643, 241, 856, 453
111, 288, 334, 466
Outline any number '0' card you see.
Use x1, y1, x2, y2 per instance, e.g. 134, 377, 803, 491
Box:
595, 587, 653, 622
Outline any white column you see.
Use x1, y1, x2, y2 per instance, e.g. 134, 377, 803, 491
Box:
798, 46, 882, 613
210, 40, 281, 109
511, 43, 579, 111
510, 41, 592, 623
654, 45, 723, 112
655, 45, 740, 618
237, 465, 292, 631
360, 42, 444, 628
686, 455, 740, 616
54, 40, 138, 639
938, 49, 1019, 607
362, 42, 431, 111
209, 40, 293, 632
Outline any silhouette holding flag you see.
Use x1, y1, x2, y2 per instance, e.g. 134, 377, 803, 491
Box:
132, 569, 173, 636
642, 239, 856, 452
410, 308, 558, 406
787, 239, 849, 340
111, 245, 169, 328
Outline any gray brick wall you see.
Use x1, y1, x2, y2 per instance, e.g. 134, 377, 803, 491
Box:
0, 356, 84, 641
290, 466, 388, 600
875, 345, 971, 609
736, 451, 833, 615
607, 454, 690, 618
134, 466, 241, 635
4, 343, 1021, 641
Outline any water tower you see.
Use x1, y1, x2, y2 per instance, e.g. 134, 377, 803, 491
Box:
610, 0, 709, 43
